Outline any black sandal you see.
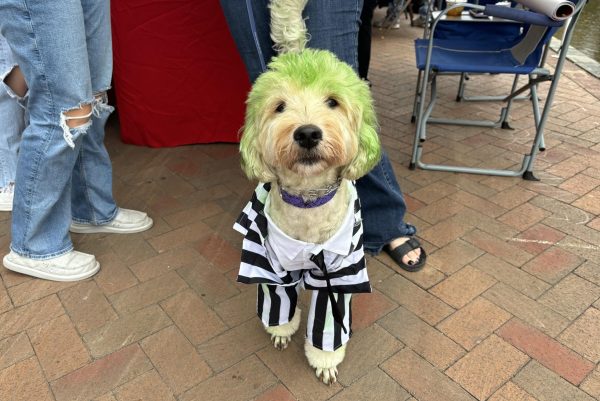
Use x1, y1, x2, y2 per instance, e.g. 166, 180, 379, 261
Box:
384, 237, 427, 272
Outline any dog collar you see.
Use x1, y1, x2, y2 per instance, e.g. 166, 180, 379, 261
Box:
279, 179, 341, 209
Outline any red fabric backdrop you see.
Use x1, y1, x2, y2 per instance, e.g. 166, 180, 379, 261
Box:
111, 0, 250, 147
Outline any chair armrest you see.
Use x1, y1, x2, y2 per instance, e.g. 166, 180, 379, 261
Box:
483, 5, 564, 26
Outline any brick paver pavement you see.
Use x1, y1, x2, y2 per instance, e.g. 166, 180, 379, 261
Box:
1, 11, 600, 401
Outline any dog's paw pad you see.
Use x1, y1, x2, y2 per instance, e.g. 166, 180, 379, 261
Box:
272, 335, 291, 351
315, 367, 338, 385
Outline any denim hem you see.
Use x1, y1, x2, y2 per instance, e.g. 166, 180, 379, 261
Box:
10, 243, 74, 260
363, 243, 386, 255
71, 206, 118, 225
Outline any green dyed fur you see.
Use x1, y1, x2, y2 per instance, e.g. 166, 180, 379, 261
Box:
241, 49, 381, 181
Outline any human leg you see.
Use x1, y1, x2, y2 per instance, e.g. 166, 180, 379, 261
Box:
70, 0, 118, 226
358, 0, 378, 80
219, 0, 274, 83
358, 155, 424, 270
0, 0, 97, 259
374, 0, 401, 28
388, 0, 403, 26
303, 0, 424, 269
68, 0, 151, 234
221, 0, 361, 80
412, 2, 429, 27
0, 0, 103, 280
0, 36, 26, 210
357, 155, 416, 247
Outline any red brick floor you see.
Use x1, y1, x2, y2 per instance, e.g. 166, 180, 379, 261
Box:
1, 15, 600, 401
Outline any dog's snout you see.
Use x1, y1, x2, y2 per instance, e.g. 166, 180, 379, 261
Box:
293, 125, 322, 149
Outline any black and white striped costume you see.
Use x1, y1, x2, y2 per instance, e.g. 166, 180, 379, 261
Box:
233, 182, 371, 351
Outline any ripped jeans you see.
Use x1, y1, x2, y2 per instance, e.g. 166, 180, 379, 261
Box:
0, 35, 26, 189
0, 0, 117, 259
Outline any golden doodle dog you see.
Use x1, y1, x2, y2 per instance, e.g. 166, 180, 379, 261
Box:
233, 0, 381, 384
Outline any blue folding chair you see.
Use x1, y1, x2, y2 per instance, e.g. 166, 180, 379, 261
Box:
440, 1, 534, 111
410, 0, 588, 180
411, 0, 535, 133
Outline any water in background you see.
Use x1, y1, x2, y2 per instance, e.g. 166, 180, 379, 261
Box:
562, 0, 600, 63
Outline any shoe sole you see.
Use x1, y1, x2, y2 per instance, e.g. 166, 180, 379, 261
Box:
3, 257, 100, 282
70, 218, 153, 234
0, 204, 12, 212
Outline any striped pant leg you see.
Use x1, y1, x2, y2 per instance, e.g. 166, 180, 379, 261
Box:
306, 290, 353, 352
256, 283, 300, 327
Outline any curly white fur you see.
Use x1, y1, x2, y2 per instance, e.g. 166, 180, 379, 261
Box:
269, 0, 309, 53
305, 342, 347, 384
265, 308, 301, 350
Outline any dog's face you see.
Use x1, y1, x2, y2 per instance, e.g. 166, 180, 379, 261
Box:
240, 49, 381, 183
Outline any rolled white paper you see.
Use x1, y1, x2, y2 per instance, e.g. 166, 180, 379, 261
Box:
513, 0, 575, 20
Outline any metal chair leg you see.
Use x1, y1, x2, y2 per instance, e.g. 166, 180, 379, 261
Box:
411, 69, 423, 124
456, 73, 467, 102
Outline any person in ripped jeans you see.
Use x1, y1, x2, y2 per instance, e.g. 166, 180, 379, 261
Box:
0, 1, 153, 281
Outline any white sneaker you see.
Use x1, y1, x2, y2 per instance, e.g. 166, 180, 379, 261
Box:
0, 182, 15, 212
3, 250, 100, 282
70, 208, 153, 234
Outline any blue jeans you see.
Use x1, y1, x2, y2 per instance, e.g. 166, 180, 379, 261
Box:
386, 0, 404, 22
0, 0, 117, 259
0, 35, 25, 189
220, 0, 416, 254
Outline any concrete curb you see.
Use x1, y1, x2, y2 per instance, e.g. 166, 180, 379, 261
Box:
550, 37, 600, 79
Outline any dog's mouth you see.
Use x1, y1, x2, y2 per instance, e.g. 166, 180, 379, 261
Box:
298, 155, 324, 165
289, 150, 329, 176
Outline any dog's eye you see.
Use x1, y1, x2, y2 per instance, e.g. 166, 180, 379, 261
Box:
326, 98, 339, 108
275, 102, 286, 113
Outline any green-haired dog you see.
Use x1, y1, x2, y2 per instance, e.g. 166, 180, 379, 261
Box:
241, 48, 381, 184
233, 0, 381, 386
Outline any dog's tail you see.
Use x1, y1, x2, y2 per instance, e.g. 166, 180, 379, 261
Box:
269, 0, 309, 54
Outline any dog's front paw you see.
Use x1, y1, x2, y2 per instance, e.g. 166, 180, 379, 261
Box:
304, 341, 347, 385
264, 308, 301, 351
315, 366, 339, 385
271, 333, 292, 350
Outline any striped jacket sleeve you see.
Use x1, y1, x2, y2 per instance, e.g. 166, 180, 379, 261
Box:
234, 183, 300, 286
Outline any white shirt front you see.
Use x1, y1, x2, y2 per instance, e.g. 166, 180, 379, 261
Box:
233, 182, 370, 294
263, 180, 356, 273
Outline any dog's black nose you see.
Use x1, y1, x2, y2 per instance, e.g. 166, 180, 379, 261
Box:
293, 125, 322, 149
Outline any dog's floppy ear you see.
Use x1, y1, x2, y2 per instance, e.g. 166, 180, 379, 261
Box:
239, 0, 309, 183
341, 82, 381, 181
239, 107, 277, 183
